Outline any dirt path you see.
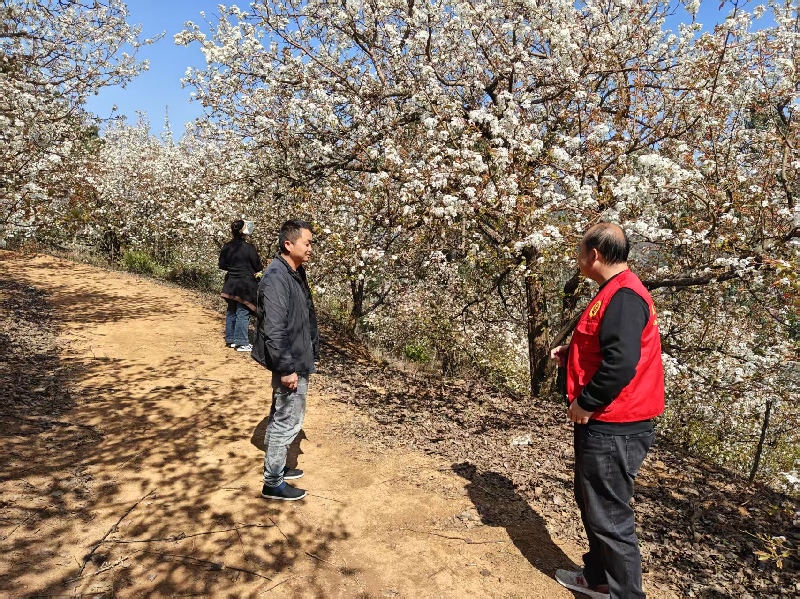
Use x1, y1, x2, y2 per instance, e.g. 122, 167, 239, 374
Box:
0, 252, 589, 598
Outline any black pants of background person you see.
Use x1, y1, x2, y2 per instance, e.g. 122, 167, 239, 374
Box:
573, 425, 655, 599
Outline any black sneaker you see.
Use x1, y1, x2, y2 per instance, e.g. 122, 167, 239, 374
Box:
261, 482, 306, 501
283, 467, 304, 480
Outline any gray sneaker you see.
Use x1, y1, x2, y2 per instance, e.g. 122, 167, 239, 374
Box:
555, 569, 610, 599
261, 482, 306, 501
235, 343, 252, 352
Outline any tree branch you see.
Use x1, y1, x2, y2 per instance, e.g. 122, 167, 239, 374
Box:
642, 270, 739, 290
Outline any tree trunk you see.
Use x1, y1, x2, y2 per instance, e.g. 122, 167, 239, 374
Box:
524, 252, 549, 397
349, 278, 365, 333
561, 271, 581, 324
550, 272, 581, 396
749, 398, 773, 483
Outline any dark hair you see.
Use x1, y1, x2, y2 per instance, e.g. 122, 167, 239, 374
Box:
278, 219, 313, 254
582, 222, 629, 264
231, 219, 245, 240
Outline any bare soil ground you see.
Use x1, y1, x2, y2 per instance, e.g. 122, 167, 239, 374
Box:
0, 251, 796, 598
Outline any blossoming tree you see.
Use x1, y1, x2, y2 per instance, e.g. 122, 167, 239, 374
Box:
0, 0, 154, 243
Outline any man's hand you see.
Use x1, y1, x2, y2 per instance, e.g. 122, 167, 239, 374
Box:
568, 400, 594, 425
550, 344, 569, 367
281, 372, 298, 390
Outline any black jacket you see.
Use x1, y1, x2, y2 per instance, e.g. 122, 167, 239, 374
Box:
251, 254, 319, 375
219, 239, 263, 311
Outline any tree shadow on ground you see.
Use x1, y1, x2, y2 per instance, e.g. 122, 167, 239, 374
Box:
452, 462, 577, 582
0, 259, 349, 598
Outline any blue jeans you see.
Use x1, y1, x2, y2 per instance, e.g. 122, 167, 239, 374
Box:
263, 373, 308, 487
573, 425, 655, 599
225, 299, 250, 346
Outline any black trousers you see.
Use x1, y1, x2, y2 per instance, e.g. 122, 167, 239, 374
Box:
573, 425, 654, 598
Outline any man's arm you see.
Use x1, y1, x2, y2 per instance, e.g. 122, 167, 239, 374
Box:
576, 289, 649, 412
260, 276, 295, 376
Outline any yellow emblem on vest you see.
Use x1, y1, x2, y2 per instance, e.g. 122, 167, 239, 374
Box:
651, 304, 658, 325
589, 300, 602, 318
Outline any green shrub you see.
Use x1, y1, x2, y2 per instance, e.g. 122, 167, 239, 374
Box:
120, 250, 158, 275
166, 264, 221, 292
403, 343, 430, 364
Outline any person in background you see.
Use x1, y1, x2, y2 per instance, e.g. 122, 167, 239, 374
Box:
219, 219, 263, 352
550, 222, 665, 599
251, 219, 318, 501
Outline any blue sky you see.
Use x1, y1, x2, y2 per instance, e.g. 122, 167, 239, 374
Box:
85, 0, 221, 137
85, 1, 764, 137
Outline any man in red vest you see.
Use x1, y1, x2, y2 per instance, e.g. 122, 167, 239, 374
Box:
550, 223, 664, 599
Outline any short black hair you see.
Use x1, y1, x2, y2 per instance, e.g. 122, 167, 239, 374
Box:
582, 222, 629, 264
278, 219, 313, 254
231, 219, 245, 239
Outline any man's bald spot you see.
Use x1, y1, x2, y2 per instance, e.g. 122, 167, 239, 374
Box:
582, 222, 630, 264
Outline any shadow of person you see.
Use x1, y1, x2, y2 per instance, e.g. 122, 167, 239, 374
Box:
286, 430, 306, 469
452, 462, 578, 583
250, 417, 269, 451
250, 418, 306, 470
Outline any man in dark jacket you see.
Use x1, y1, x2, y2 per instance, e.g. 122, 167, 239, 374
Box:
550, 223, 664, 599
252, 219, 319, 501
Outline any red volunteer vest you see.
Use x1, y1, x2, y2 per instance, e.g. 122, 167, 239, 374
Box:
566, 269, 665, 422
